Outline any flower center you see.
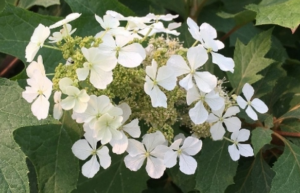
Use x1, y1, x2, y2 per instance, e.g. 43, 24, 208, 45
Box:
153, 79, 158, 86
207, 48, 212, 53
190, 69, 195, 75
37, 90, 43, 95
177, 149, 182, 155
145, 151, 150, 158
91, 149, 97, 155
219, 117, 224, 122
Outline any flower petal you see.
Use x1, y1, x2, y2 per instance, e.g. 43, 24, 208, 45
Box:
194, 71, 217, 93
71, 139, 92, 160
210, 121, 226, 140
90, 67, 113, 89
31, 95, 49, 120
242, 83, 254, 101
237, 96, 247, 109
186, 85, 201, 105
110, 132, 128, 154
97, 146, 111, 169
146, 157, 165, 179
237, 129, 250, 142
224, 117, 241, 133
246, 106, 258, 120
124, 154, 145, 171
156, 66, 177, 91
82, 155, 100, 178
189, 101, 208, 124
127, 139, 146, 156
228, 144, 240, 161
223, 106, 240, 118
181, 137, 202, 156
166, 55, 190, 76
142, 131, 166, 152
187, 46, 208, 70
211, 52, 234, 73
179, 154, 197, 175
123, 119, 141, 138
164, 150, 178, 168
119, 43, 146, 68
251, 98, 268, 114
238, 144, 254, 157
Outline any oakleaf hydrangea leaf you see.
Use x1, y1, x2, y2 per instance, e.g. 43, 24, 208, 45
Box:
246, 0, 300, 30
251, 127, 273, 155
18, 0, 60, 9
227, 29, 274, 94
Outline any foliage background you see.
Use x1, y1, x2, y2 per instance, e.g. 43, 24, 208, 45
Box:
0, 0, 300, 192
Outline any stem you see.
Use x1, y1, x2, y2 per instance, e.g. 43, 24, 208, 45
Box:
191, 40, 199, 47
141, 26, 153, 42
189, 0, 208, 21
46, 73, 55, 76
220, 24, 243, 42
228, 88, 236, 96
275, 130, 300, 138
223, 136, 235, 143
98, 30, 108, 39
43, 45, 60, 50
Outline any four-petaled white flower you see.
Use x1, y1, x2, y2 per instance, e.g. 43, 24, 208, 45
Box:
167, 46, 217, 93
97, 33, 146, 68
124, 131, 168, 179
110, 103, 141, 154
22, 71, 52, 120
25, 24, 50, 62
187, 18, 234, 73
237, 83, 268, 120
59, 78, 90, 113
53, 91, 63, 120
207, 106, 241, 140
228, 128, 254, 161
49, 13, 81, 29
187, 85, 224, 124
76, 47, 115, 89
144, 59, 177, 108
72, 129, 111, 178
49, 24, 76, 43
164, 134, 202, 175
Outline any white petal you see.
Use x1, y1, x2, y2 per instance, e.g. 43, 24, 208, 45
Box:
194, 71, 217, 93
146, 157, 165, 179
149, 86, 167, 108
118, 43, 146, 68
189, 101, 208, 124
59, 77, 73, 94
224, 117, 241, 133
246, 106, 258, 120
84, 129, 98, 150
156, 66, 177, 91
146, 60, 158, 80
31, 95, 49, 120
118, 103, 131, 124
142, 131, 166, 152
124, 154, 145, 171
76, 67, 89, 81
205, 91, 224, 110
187, 17, 201, 41
210, 121, 226, 140
187, 46, 208, 70
200, 22, 217, 39
22, 87, 38, 103
207, 113, 219, 123
179, 74, 194, 90
251, 98, 268, 113
237, 96, 247, 109
73, 99, 88, 113
237, 129, 250, 142
26, 55, 45, 77
90, 67, 113, 89
170, 138, 183, 150
151, 145, 169, 160
179, 154, 197, 175
123, 119, 141, 138
71, 139, 92, 160
164, 150, 178, 168
166, 55, 190, 76
186, 85, 200, 105
25, 42, 39, 63
110, 132, 128, 154
61, 96, 75, 110
242, 83, 254, 101
211, 52, 234, 73
82, 155, 100, 178
53, 104, 63, 120
238, 144, 254, 157
228, 144, 240, 161
97, 146, 111, 169
181, 137, 202, 155
127, 139, 145, 156
223, 106, 240, 118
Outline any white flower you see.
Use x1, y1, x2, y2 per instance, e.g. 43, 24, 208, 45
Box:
122, 16, 152, 30
49, 13, 81, 29
110, 103, 141, 154
139, 22, 181, 36
166, 46, 217, 93
124, 131, 168, 179
164, 134, 202, 175
49, 24, 76, 43
97, 33, 146, 68
26, 55, 45, 77
76, 47, 115, 89
186, 18, 234, 73
228, 128, 254, 161
59, 78, 90, 113
237, 83, 268, 120
22, 71, 52, 120
53, 91, 63, 120
106, 10, 125, 20
72, 95, 122, 129
95, 14, 130, 37
25, 24, 50, 62
93, 113, 123, 144
187, 85, 224, 124
145, 13, 179, 21
207, 106, 241, 140
72, 129, 111, 178
144, 59, 177, 108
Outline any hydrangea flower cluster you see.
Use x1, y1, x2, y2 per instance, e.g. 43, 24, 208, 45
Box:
22, 11, 269, 178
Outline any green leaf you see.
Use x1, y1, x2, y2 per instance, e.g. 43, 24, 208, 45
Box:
246, 0, 300, 29
13, 112, 82, 193
229, 23, 261, 46
151, 0, 187, 19
64, 0, 135, 16
251, 127, 273, 155
72, 153, 149, 193
195, 138, 238, 193
0, 4, 62, 74
221, 0, 261, 13
227, 29, 274, 94
226, 151, 275, 193
167, 166, 196, 193
17, 0, 60, 9
270, 136, 300, 193
217, 10, 256, 26
278, 105, 300, 121
0, 78, 52, 193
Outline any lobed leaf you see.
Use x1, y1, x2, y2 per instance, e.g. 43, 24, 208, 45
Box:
251, 127, 273, 155
17, 0, 60, 9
